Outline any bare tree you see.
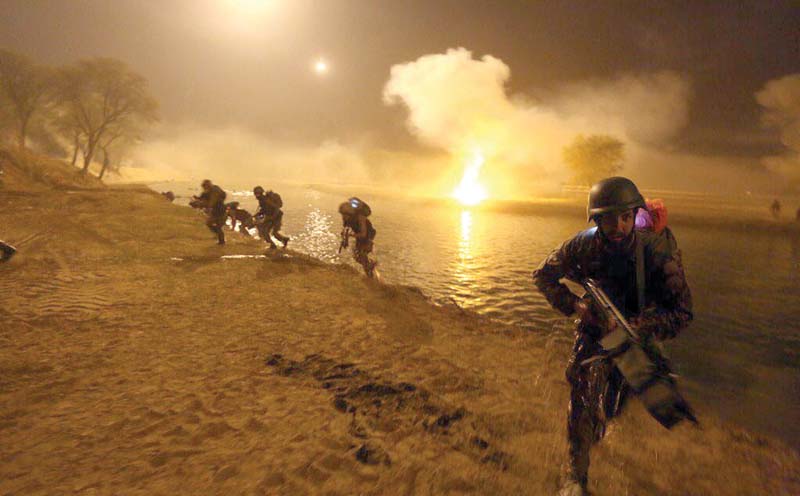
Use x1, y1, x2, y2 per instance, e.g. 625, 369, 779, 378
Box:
563, 134, 625, 186
55, 58, 157, 175
97, 126, 137, 180
0, 49, 52, 149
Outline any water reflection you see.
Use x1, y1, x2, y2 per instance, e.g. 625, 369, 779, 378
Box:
450, 210, 479, 305
292, 207, 339, 263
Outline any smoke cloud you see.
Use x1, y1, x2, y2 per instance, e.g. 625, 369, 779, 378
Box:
117, 125, 373, 185
119, 48, 785, 198
383, 48, 693, 196
756, 74, 800, 184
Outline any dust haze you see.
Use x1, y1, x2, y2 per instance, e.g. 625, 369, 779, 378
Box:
122, 47, 791, 198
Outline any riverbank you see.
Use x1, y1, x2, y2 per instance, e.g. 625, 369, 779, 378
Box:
1, 178, 799, 494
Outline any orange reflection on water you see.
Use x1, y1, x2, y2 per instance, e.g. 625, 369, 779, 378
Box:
451, 210, 479, 302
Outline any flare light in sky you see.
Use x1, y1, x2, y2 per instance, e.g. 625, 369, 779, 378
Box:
314, 59, 329, 75
452, 150, 488, 206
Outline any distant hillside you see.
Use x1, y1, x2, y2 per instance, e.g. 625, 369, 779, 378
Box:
0, 147, 105, 192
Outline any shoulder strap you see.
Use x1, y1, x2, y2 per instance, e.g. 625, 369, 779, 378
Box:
636, 233, 645, 314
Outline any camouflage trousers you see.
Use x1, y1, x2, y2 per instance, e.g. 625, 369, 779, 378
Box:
206, 212, 226, 244
565, 328, 630, 486
256, 215, 288, 247
353, 239, 377, 277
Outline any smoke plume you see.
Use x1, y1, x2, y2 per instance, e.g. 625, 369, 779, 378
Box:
383, 48, 693, 196
756, 74, 800, 184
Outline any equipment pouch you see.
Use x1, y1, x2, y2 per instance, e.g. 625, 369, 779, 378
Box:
611, 344, 656, 391
638, 377, 697, 429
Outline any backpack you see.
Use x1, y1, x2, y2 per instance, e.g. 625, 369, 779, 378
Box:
267, 191, 283, 208
348, 197, 371, 217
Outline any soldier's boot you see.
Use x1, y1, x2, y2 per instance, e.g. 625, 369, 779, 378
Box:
0, 241, 16, 263
216, 228, 225, 245
557, 479, 588, 496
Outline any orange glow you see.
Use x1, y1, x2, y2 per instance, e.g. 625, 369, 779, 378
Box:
452, 150, 488, 206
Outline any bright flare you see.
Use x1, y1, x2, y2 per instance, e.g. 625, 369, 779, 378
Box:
452, 151, 488, 206
314, 59, 328, 74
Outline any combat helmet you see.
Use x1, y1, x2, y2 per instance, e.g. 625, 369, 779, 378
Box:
253, 185, 264, 196
338, 201, 357, 216
587, 176, 645, 221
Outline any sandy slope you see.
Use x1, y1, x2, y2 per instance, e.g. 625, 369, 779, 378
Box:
1, 184, 798, 496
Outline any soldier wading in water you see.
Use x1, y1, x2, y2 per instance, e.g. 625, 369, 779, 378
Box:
533, 177, 694, 496
338, 197, 377, 277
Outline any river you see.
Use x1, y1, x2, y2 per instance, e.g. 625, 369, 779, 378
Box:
153, 180, 800, 450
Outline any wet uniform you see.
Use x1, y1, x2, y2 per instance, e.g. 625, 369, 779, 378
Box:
532, 227, 692, 487
344, 215, 377, 276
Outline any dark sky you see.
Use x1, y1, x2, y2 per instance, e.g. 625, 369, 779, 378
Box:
2, 0, 799, 156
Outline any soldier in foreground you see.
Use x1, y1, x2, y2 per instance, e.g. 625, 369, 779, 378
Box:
338, 197, 377, 277
190, 179, 227, 245
532, 177, 694, 496
253, 186, 289, 249
0, 239, 16, 263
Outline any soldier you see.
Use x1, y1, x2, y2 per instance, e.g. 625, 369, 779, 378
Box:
771, 199, 781, 219
190, 179, 227, 245
253, 186, 289, 249
225, 201, 255, 236
532, 177, 693, 496
338, 197, 377, 277
0, 239, 16, 263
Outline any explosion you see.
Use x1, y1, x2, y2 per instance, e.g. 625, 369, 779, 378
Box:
452, 150, 488, 206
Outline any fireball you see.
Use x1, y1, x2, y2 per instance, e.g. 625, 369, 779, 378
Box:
452, 151, 488, 206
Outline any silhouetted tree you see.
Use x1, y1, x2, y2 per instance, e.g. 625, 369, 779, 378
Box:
0, 49, 53, 149
563, 134, 625, 186
54, 58, 157, 175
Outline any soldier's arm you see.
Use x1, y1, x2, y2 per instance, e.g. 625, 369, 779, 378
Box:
635, 244, 693, 341
532, 239, 580, 317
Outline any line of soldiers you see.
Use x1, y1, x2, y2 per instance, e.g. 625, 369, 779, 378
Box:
190, 180, 377, 276
191, 177, 696, 494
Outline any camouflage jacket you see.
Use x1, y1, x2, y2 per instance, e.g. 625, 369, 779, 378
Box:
197, 185, 227, 215
532, 228, 692, 340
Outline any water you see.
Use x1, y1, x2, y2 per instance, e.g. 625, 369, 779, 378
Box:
155, 181, 800, 449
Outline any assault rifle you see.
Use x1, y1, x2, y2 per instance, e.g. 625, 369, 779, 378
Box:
338, 228, 352, 254
582, 278, 697, 429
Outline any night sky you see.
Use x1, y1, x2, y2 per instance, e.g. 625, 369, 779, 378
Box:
2, 0, 799, 191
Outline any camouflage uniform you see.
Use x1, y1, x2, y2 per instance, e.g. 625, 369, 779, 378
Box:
196, 185, 227, 244
533, 227, 692, 488
343, 215, 377, 277
255, 194, 289, 248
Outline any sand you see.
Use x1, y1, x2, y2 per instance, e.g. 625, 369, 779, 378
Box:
1, 157, 799, 494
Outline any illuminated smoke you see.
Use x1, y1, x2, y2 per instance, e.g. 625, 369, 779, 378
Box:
383, 48, 692, 196
756, 74, 800, 183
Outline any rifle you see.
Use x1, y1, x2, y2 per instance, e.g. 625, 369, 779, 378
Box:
338, 228, 352, 254
582, 278, 697, 428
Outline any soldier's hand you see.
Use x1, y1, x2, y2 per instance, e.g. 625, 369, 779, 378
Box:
574, 299, 600, 326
